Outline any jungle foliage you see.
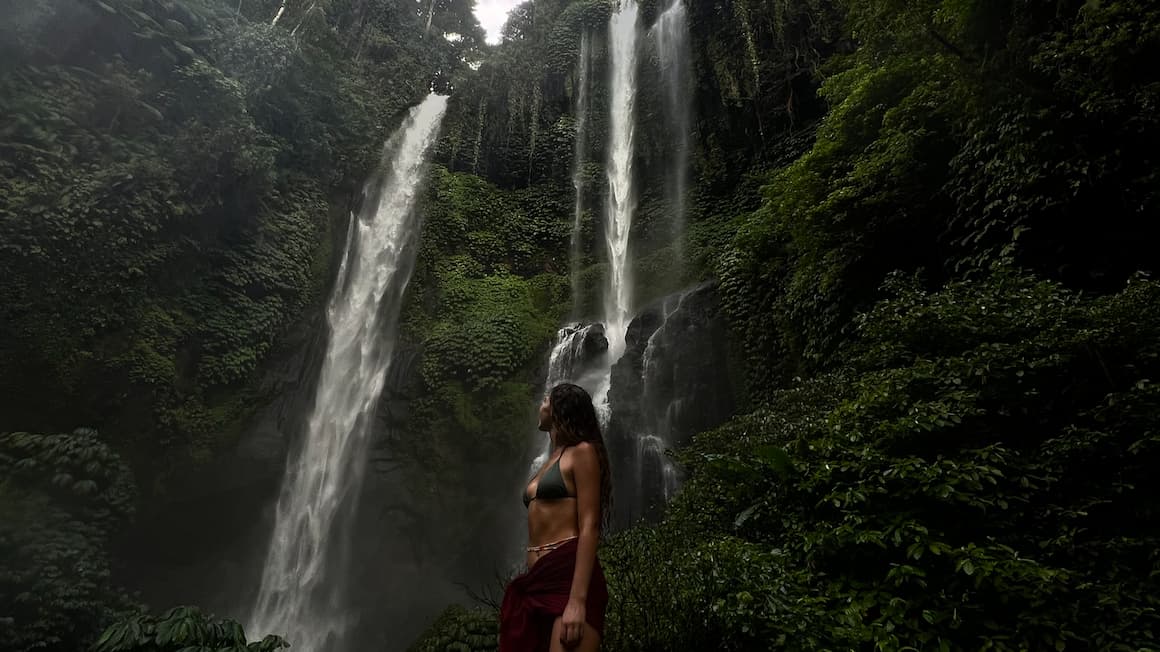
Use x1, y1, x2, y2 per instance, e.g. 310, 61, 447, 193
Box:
0, 429, 135, 652
719, 0, 1160, 393
602, 0, 1160, 650
603, 270, 1160, 650
1, 0, 478, 649
0, 0, 469, 489
92, 606, 285, 652
4, 0, 1160, 649
418, 0, 1160, 650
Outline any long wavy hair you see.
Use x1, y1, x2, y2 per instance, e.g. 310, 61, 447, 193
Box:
549, 382, 613, 533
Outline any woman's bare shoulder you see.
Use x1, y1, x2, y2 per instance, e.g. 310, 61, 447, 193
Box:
565, 441, 598, 466
570, 440, 597, 454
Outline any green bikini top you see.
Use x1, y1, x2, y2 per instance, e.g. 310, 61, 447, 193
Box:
524, 447, 575, 508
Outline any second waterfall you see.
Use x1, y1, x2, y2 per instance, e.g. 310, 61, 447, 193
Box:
594, 0, 641, 416
248, 94, 448, 652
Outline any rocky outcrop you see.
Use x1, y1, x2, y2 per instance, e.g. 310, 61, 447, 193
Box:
606, 281, 737, 526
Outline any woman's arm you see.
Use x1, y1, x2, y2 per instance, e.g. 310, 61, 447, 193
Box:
561, 442, 601, 647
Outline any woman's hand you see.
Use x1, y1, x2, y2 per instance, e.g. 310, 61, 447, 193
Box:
560, 597, 586, 648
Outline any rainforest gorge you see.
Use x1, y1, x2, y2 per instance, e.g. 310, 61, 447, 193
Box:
2, 0, 1159, 651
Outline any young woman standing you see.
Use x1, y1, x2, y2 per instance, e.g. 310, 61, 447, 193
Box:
500, 382, 613, 651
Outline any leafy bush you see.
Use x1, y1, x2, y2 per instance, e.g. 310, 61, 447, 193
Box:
602, 528, 825, 652
407, 605, 498, 652
0, 429, 136, 652
92, 607, 285, 652
607, 271, 1160, 651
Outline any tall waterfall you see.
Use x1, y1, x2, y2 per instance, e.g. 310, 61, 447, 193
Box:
652, 0, 691, 260
594, 0, 641, 416
522, 29, 601, 480
570, 30, 593, 314
248, 93, 448, 652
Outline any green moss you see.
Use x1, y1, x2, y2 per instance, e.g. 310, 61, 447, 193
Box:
421, 270, 557, 391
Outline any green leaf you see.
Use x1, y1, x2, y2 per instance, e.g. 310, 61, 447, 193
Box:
754, 445, 794, 476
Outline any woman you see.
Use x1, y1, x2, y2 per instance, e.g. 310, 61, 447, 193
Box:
500, 382, 613, 651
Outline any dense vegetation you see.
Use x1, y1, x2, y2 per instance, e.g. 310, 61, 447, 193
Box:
0, 0, 464, 487
595, 1, 1160, 650
417, 0, 1160, 650
1, 0, 479, 648
3, 0, 1159, 650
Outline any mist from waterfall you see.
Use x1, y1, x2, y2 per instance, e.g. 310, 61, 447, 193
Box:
247, 93, 448, 652
652, 0, 691, 262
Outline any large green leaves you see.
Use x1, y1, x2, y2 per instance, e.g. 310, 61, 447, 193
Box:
92, 606, 287, 652
0, 429, 136, 652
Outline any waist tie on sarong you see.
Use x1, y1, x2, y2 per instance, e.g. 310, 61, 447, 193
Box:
499, 538, 608, 652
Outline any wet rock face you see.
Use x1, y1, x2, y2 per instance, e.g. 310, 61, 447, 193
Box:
579, 323, 609, 364
606, 281, 737, 526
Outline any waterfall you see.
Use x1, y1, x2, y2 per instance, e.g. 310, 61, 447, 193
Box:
636, 293, 687, 511
248, 93, 448, 652
516, 25, 610, 541
511, 323, 606, 569
594, 0, 640, 417
570, 30, 593, 314
652, 0, 691, 262
528, 323, 608, 469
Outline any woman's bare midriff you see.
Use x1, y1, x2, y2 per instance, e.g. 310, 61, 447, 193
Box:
525, 498, 579, 569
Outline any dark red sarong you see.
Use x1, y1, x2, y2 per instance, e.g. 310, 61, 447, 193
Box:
499, 538, 609, 652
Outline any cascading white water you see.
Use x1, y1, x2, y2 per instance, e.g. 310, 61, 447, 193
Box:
570, 31, 593, 312
512, 323, 606, 569
652, 0, 691, 261
593, 0, 640, 418
537, 326, 583, 466
527, 325, 596, 473
248, 93, 448, 652
637, 293, 687, 504
522, 30, 600, 481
